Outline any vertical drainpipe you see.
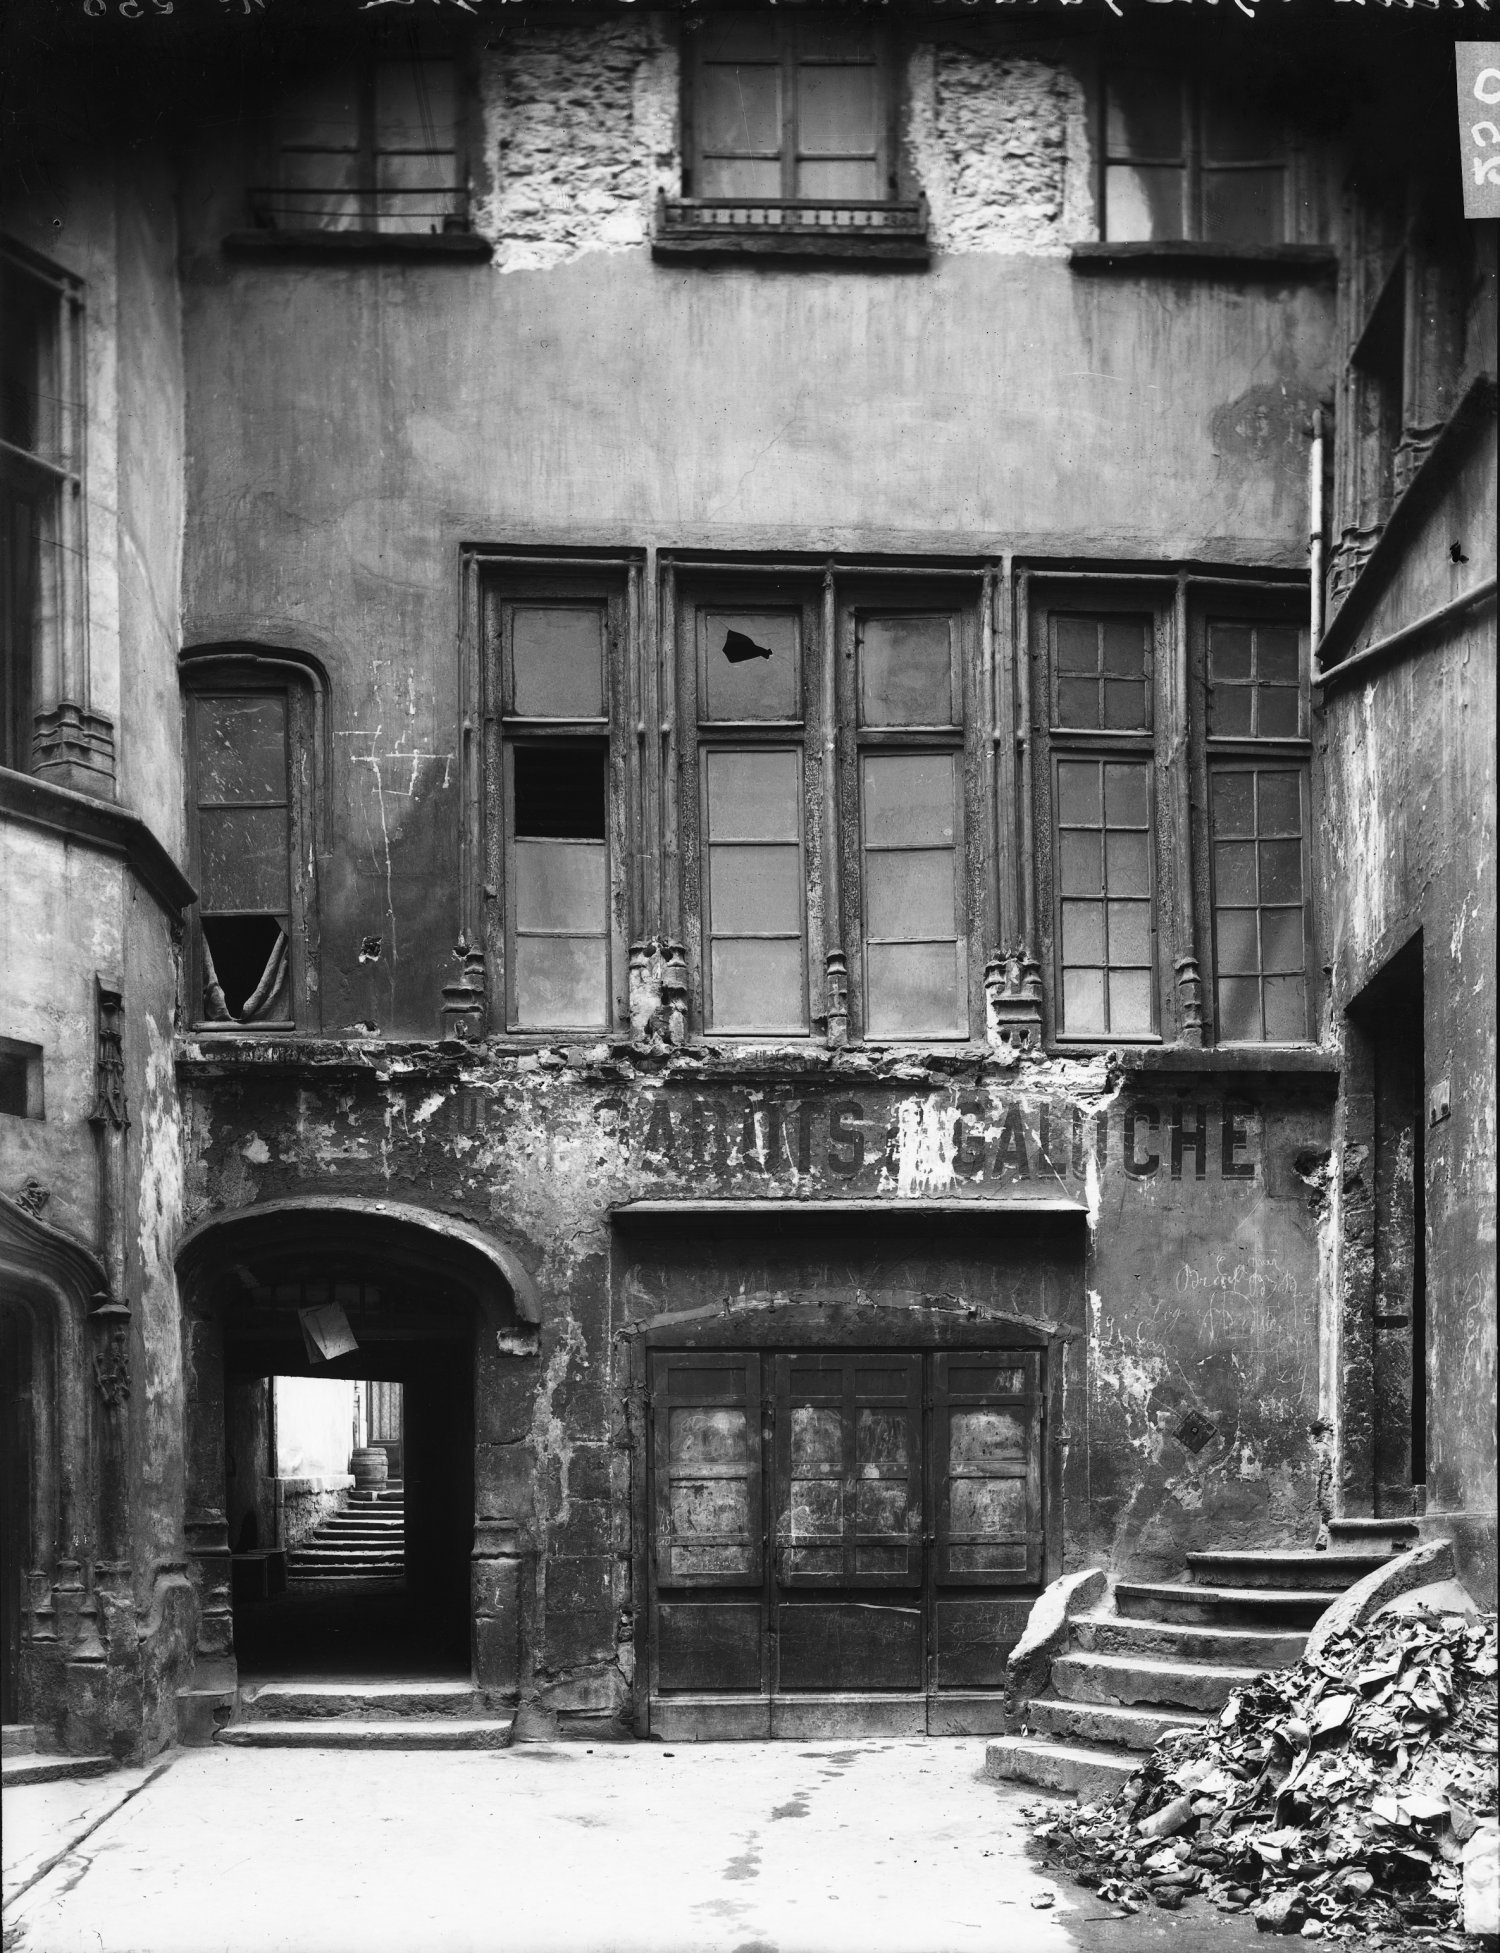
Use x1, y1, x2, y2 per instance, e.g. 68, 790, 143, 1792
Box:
821, 564, 847, 1046
1309, 406, 1327, 661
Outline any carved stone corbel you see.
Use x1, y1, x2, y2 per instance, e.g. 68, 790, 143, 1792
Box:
985, 944, 1043, 1053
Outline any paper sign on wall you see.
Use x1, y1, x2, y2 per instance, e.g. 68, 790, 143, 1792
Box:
1456, 45, 1500, 220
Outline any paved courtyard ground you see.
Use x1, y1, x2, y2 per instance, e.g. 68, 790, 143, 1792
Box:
3, 1739, 1269, 1953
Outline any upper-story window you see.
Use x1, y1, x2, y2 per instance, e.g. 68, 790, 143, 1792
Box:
689, 17, 890, 204
674, 569, 988, 1043
253, 50, 467, 236
1, 239, 85, 779
483, 574, 627, 1035
183, 655, 322, 1031
1197, 605, 1313, 1044
1034, 593, 1162, 1042
1103, 70, 1292, 245
659, 17, 926, 264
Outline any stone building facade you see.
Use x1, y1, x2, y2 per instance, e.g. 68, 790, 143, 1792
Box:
0, 0, 1493, 1758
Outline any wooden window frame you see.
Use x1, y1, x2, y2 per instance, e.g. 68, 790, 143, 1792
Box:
182, 656, 321, 1035
682, 18, 899, 207
675, 573, 822, 1041
1100, 66, 1296, 247
1, 238, 87, 780
1189, 591, 1317, 1047
482, 571, 630, 1039
249, 41, 474, 240
1030, 580, 1171, 1046
835, 580, 988, 1046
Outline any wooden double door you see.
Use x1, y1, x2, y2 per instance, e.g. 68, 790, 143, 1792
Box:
648, 1348, 1044, 1736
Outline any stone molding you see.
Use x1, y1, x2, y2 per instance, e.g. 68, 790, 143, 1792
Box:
0, 765, 195, 919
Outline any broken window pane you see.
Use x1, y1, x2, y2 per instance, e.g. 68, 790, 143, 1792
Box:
510, 744, 608, 1030
1210, 764, 1308, 1042
511, 605, 605, 719
703, 748, 804, 1033
862, 753, 963, 1039
702, 608, 800, 722
860, 615, 957, 727
1055, 755, 1155, 1038
201, 916, 290, 1024
513, 743, 606, 839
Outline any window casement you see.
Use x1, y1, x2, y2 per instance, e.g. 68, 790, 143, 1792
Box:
483, 574, 628, 1036
183, 658, 320, 1032
675, 577, 820, 1037
1193, 604, 1315, 1045
1102, 68, 1294, 246
837, 589, 983, 1043
658, 17, 928, 264
251, 45, 468, 237
1, 239, 100, 788
672, 567, 990, 1045
1032, 588, 1165, 1043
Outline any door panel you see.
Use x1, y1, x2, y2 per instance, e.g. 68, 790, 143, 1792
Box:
651, 1352, 763, 1588
647, 1343, 1046, 1721
932, 1353, 1043, 1585
934, 1596, 1034, 1688
777, 1600, 923, 1691
657, 1600, 763, 1691
773, 1353, 922, 1588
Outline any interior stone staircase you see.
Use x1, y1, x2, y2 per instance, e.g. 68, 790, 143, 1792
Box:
987, 1519, 1419, 1797
218, 1680, 514, 1750
286, 1482, 405, 1584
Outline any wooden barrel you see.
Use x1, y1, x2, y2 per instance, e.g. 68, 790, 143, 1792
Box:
350, 1445, 389, 1491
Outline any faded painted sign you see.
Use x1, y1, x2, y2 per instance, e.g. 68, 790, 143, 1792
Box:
615, 1090, 1260, 1195
1457, 45, 1500, 220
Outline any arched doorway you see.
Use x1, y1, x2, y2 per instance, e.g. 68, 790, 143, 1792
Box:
175, 1199, 539, 1712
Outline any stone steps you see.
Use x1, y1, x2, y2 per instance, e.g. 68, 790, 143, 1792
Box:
287, 1490, 405, 1584
2, 1747, 116, 1786
985, 1738, 1138, 1800
1326, 1517, 1421, 1551
1185, 1549, 1390, 1591
1051, 1650, 1261, 1714
218, 1718, 512, 1751
1070, 1612, 1306, 1669
1115, 1581, 1337, 1629
238, 1681, 494, 1723
989, 1539, 1383, 1795
1024, 1697, 1213, 1752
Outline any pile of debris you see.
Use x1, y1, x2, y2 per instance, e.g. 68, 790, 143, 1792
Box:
1029, 1607, 1498, 1942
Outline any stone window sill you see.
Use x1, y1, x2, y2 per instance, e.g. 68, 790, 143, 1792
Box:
653, 196, 929, 267
223, 230, 493, 264
1069, 240, 1337, 280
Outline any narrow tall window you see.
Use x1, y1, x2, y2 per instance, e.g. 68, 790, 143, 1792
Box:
189, 691, 294, 1025
257, 52, 466, 235
1, 241, 84, 778
1205, 617, 1312, 1043
854, 610, 967, 1040
1044, 609, 1158, 1039
493, 585, 620, 1033
687, 597, 810, 1035
1103, 70, 1290, 245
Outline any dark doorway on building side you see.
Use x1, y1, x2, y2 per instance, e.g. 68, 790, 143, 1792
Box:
1347, 936, 1427, 1517
222, 1283, 474, 1683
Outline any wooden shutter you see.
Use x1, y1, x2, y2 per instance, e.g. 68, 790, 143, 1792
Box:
650, 1352, 763, 1590
773, 1353, 922, 1589
932, 1352, 1043, 1586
